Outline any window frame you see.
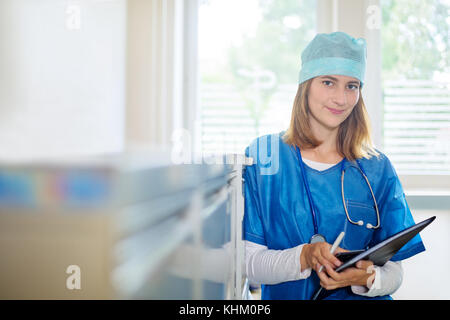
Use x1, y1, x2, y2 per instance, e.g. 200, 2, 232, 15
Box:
191, 0, 450, 199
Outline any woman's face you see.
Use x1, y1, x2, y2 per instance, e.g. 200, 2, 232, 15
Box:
307, 75, 361, 131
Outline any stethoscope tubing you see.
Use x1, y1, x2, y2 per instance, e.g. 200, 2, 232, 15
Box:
295, 146, 380, 237
297, 147, 320, 235
341, 160, 381, 229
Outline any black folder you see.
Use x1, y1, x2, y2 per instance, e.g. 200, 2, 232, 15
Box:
312, 216, 436, 300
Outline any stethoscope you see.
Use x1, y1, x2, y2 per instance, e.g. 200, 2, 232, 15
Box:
295, 146, 381, 244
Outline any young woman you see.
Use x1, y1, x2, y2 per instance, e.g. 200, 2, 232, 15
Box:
243, 31, 425, 300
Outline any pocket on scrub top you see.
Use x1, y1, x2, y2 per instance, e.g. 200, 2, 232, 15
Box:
342, 200, 376, 250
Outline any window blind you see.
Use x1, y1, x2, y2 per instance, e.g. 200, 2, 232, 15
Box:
383, 80, 450, 173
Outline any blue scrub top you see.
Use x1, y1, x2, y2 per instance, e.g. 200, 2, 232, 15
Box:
243, 131, 425, 300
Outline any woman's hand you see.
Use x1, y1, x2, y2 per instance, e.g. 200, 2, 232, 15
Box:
300, 242, 346, 273
317, 260, 375, 290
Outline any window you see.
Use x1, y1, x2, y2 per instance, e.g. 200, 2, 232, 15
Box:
198, 0, 316, 155
381, 0, 450, 174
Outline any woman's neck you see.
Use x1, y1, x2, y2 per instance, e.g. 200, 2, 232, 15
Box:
301, 147, 342, 164
302, 119, 342, 163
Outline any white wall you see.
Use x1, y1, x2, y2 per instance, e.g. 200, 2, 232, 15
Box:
0, 0, 127, 161
392, 210, 450, 300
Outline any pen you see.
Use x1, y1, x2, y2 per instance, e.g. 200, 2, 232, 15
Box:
311, 231, 346, 300
318, 231, 345, 273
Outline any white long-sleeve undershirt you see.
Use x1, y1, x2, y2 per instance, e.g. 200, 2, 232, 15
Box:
245, 240, 403, 297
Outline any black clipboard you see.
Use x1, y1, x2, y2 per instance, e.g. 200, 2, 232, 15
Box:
312, 216, 436, 300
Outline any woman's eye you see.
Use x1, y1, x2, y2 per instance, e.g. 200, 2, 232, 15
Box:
323, 80, 333, 86
348, 84, 359, 90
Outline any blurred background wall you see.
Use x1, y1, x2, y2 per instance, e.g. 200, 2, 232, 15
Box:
0, 0, 126, 159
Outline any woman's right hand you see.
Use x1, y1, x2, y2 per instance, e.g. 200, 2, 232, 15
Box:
300, 242, 347, 273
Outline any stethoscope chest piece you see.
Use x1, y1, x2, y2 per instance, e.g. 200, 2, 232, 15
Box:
309, 234, 326, 244
341, 161, 381, 230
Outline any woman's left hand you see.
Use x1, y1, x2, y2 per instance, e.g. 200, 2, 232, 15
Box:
316, 260, 375, 290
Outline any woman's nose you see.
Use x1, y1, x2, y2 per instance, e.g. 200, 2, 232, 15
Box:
332, 89, 347, 106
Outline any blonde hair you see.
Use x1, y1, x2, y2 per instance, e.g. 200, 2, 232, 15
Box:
282, 79, 379, 161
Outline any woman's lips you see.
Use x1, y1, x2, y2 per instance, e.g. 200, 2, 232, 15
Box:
326, 107, 345, 115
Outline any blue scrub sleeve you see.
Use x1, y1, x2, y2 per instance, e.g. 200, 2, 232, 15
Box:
242, 148, 266, 246
370, 157, 425, 261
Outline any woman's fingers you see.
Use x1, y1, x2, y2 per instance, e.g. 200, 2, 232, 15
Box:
316, 265, 332, 288
320, 247, 342, 268
355, 260, 373, 271
308, 242, 344, 272
335, 246, 348, 254
316, 259, 376, 289
316, 255, 331, 272
317, 265, 342, 290
324, 264, 345, 282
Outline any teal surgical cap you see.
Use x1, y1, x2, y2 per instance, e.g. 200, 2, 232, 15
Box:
299, 31, 367, 87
